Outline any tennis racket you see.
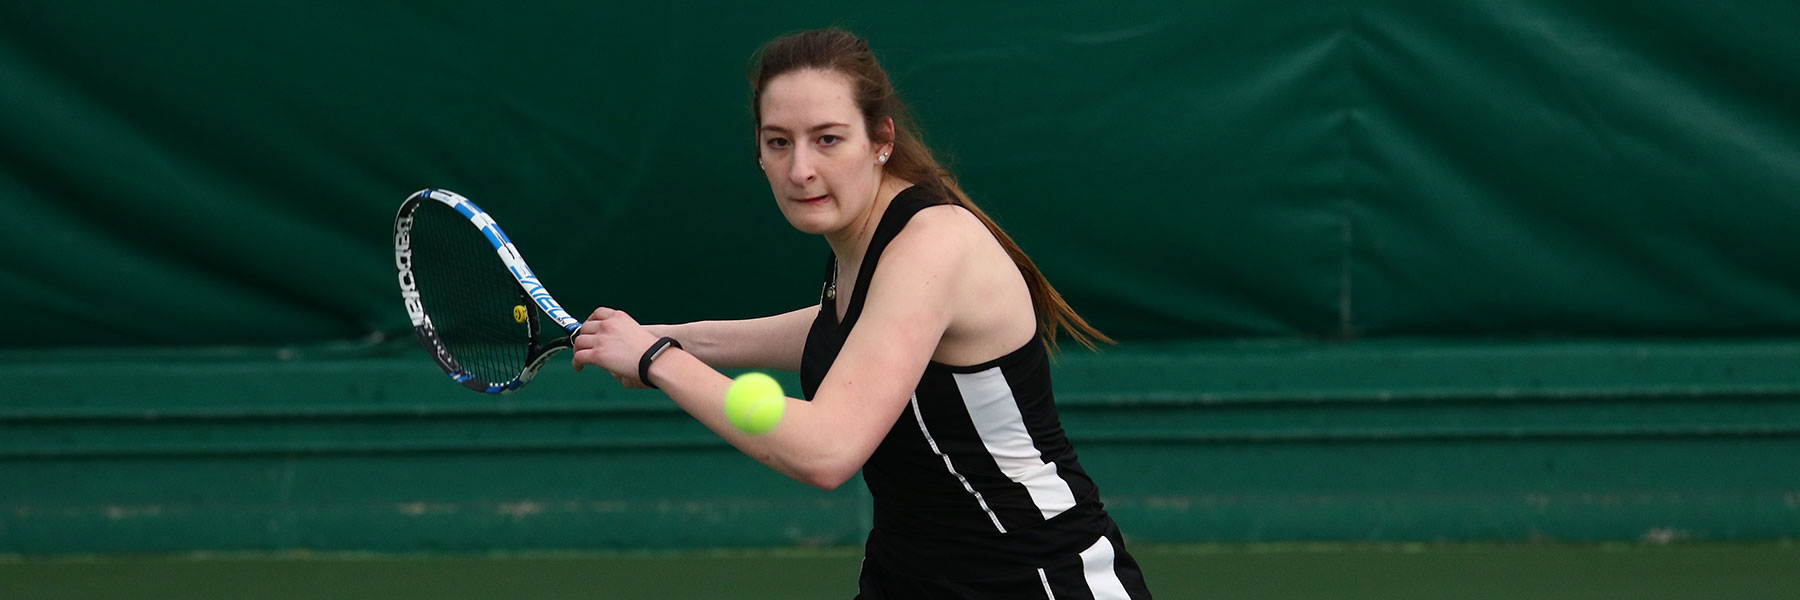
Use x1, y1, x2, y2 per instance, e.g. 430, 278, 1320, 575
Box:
393, 188, 580, 394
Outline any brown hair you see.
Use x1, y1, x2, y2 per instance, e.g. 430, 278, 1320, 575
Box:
749, 28, 1113, 352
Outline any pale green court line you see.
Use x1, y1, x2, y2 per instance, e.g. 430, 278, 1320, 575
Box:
2, 542, 1796, 600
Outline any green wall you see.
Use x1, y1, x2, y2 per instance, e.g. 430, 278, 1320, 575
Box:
5, 340, 1798, 553
2, 2, 1798, 553
4, 2, 1797, 346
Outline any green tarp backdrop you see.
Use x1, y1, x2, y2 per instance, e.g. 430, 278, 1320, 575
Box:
4, 2, 1796, 348
2, 2, 1798, 554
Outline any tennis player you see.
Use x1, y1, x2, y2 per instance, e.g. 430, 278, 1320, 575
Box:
571, 28, 1153, 599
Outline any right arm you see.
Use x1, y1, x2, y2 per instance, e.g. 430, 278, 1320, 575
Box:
571, 209, 979, 490
643, 305, 817, 372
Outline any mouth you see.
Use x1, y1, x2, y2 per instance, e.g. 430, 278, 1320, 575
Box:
793, 194, 830, 205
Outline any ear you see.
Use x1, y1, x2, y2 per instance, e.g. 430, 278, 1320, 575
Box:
875, 117, 896, 163
876, 117, 896, 148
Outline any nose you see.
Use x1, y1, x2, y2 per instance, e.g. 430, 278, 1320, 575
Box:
787, 146, 817, 186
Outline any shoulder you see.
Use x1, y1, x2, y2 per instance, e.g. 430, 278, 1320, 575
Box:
862, 201, 990, 310
875, 194, 1037, 364
857, 200, 984, 310
862, 186, 994, 297
873, 205, 982, 284
889, 199, 988, 258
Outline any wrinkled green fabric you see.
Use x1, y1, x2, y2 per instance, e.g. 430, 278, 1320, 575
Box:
2, 2, 1795, 348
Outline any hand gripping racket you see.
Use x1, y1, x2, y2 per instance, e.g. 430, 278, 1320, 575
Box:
393, 188, 579, 393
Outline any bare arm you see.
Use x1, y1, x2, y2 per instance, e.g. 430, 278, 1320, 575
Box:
644, 305, 816, 372
571, 211, 969, 490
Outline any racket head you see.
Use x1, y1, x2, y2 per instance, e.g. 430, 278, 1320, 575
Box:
394, 188, 579, 394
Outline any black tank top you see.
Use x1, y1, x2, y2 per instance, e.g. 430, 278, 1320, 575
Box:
799, 185, 1116, 579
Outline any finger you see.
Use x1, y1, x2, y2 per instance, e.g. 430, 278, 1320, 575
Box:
574, 348, 601, 370
588, 306, 616, 320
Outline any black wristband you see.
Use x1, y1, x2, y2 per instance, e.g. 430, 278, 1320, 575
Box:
638, 337, 682, 389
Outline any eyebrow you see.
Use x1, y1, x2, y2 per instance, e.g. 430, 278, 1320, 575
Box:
759, 122, 852, 134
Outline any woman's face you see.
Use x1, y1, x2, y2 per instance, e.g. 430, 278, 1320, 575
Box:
756, 69, 888, 237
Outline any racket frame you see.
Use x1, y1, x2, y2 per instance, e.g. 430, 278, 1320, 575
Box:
394, 188, 581, 394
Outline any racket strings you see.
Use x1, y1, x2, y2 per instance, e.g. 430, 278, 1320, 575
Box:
409, 201, 532, 385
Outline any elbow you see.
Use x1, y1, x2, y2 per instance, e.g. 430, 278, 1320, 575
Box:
802, 476, 840, 492
776, 413, 870, 491
794, 460, 860, 491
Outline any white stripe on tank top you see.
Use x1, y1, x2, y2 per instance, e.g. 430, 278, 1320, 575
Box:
952, 367, 1079, 520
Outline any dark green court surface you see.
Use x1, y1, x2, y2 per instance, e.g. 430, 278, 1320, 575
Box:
3, 543, 1795, 600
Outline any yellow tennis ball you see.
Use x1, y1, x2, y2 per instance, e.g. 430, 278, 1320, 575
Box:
724, 372, 785, 435
512, 305, 527, 323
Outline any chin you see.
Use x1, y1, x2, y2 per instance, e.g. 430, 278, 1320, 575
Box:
777, 207, 835, 235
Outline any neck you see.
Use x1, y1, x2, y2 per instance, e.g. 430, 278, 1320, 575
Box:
826, 175, 908, 268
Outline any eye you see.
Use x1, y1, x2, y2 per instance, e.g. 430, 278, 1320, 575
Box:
765, 137, 790, 149
818, 135, 842, 146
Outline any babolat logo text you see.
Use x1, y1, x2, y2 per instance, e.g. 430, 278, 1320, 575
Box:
394, 214, 426, 326
514, 269, 573, 325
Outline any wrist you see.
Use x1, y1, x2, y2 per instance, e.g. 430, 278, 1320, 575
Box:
638, 337, 683, 389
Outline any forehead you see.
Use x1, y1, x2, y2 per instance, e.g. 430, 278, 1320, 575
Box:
759, 69, 862, 131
